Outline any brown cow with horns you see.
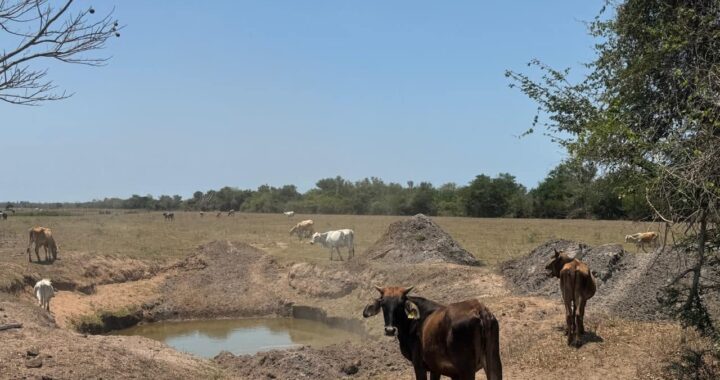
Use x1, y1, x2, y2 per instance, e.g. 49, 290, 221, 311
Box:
363, 286, 502, 380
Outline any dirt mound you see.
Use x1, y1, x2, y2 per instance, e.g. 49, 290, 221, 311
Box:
215, 342, 406, 380
288, 263, 358, 298
364, 214, 480, 266
152, 241, 289, 320
501, 239, 698, 320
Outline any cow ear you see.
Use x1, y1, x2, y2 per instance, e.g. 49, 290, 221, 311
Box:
405, 301, 420, 320
363, 300, 381, 318
553, 248, 560, 258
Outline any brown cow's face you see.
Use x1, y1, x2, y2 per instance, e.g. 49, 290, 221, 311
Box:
362, 286, 415, 337
545, 249, 570, 278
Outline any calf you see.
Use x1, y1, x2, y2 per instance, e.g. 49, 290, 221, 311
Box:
624, 231, 659, 252
34, 279, 55, 312
283, 211, 295, 217
546, 248, 596, 347
363, 286, 502, 380
310, 229, 354, 261
228, 209, 236, 216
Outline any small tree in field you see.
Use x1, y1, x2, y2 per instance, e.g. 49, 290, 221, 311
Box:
507, 0, 720, 344
1, 0, 121, 105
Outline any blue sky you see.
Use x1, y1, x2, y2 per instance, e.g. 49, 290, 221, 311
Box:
2, 1, 603, 202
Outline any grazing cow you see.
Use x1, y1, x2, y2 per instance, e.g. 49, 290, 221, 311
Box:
33, 279, 55, 312
283, 211, 295, 217
624, 231, 659, 252
228, 209, 236, 216
363, 286, 502, 380
546, 248, 596, 347
216, 211, 222, 217
163, 212, 175, 221
27, 227, 58, 263
0, 212, 6, 220
199, 212, 205, 217
289, 219, 315, 240
310, 229, 355, 261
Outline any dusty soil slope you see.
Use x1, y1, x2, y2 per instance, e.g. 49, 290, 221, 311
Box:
0, 293, 221, 379
150, 241, 288, 320
500, 239, 703, 320
364, 214, 480, 266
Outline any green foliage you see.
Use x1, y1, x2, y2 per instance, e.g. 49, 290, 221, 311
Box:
463, 173, 527, 217
15, 168, 655, 219
508, 0, 720, 338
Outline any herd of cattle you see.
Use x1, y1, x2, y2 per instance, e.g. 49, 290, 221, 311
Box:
15, 211, 664, 380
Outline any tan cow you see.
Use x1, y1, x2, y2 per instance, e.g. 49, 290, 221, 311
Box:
624, 231, 659, 252
545, 248, 596, 347
27, 227, 58, 263
289, 219, 314, 240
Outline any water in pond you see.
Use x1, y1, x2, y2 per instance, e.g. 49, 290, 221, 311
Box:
114, 318, 361, 358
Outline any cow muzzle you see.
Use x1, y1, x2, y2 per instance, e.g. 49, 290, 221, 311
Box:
384, 326, 397, 336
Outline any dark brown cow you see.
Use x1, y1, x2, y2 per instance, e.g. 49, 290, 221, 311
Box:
363, 286, 502, 380
545, 248, 596, 347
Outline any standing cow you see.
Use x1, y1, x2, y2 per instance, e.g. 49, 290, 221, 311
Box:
289, 219, 315, 240
546, 248, 596, 347
363, 286, 502, 380
624, 231, 659, 252
310, 229, 355, 261
34, 279, 55, 312
27, 227, 58, 263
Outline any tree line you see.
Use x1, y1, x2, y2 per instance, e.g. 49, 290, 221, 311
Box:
9, 161, 652, 220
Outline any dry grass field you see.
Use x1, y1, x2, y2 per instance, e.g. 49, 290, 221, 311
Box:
0, 209, 662, 265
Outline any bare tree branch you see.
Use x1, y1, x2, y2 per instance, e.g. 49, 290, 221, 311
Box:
0, 0, 121, 105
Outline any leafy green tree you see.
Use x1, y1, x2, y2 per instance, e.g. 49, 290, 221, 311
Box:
464, 173, 526, 217
508, 0, 720, 338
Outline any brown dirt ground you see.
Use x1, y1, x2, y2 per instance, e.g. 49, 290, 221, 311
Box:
0, 217, 716, 379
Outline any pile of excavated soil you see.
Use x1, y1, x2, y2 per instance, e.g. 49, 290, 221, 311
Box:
150, 241, 289, 320
364, 214, 481, 266
501, 239, 698, 321
215, 342, 407, 380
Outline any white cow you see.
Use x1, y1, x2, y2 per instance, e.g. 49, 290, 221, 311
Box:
310, 229, 355, 261
283, 211, 295, 217
33, 279, 55, 312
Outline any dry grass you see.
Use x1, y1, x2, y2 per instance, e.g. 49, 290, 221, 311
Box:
0, 210, 663, 265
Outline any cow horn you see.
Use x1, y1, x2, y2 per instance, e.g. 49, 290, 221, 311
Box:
374, 285, 383, 295
403, 286, 414, 296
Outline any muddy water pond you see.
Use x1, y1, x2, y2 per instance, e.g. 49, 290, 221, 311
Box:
115, 318, 361, 358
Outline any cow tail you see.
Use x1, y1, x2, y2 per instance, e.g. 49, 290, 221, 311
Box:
484, 315, 503, 380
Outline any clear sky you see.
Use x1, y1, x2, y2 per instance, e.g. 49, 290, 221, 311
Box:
2, 1, 603, 202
